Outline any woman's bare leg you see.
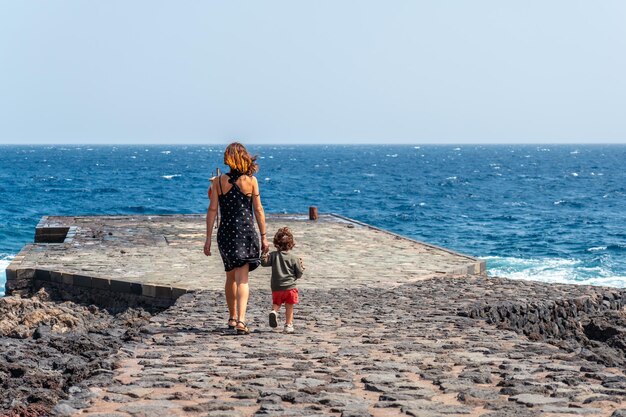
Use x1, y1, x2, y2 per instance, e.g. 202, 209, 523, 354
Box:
225, 270, 237, 319
234, 264, 250, 324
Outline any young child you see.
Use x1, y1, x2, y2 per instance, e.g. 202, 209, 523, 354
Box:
261, 227, 304, 333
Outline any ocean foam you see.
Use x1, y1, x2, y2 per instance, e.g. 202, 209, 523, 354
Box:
483, 256, 626, 288
162, 174, 181, 180
587, 246, 608, 252
0, 255, 15, 297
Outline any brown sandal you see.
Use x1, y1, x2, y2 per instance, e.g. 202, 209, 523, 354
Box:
236, 321, 250, 335
227, 317, 237, 330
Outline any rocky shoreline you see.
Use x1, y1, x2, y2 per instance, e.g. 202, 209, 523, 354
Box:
0, 288, 153, 417
461, 279, 626, 368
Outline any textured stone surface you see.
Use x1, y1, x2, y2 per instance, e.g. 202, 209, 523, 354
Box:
71, 277, 626, 417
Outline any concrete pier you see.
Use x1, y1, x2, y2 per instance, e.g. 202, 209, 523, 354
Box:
4, 214, 626, 417
5, 213, 485, 303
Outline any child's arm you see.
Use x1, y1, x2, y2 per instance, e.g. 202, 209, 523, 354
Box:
261, 251, 272, 267
294, 256, 305, 279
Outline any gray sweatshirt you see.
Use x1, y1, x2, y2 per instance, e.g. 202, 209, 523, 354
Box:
261, 251, 304, 291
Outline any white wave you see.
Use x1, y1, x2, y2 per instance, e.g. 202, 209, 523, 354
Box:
570, 150, 579, 154
162, 174, 181, 180
1, 255, 15, 297
587, 246, 607, 252
483, 256, 626, 288
453, 147, 461, 151
161, 150, 171, 154
575, 276, 626, 287
571, 172, 579, 177
554, 200, 565, 205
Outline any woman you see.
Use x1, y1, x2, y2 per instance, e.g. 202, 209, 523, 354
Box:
204, 142, 269, 335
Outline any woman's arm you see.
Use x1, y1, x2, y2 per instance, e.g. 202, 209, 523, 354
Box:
251, 177, 270, 253
204, 178, 219, 256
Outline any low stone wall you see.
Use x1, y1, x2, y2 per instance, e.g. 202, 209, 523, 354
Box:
461, 287, 626, 366
6, 267, 188, 303
31, 280, 179, 311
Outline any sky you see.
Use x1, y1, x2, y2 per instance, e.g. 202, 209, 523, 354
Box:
1, 1, 625, 145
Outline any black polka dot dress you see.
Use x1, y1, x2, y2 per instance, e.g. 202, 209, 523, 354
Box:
217, 171, 261, 272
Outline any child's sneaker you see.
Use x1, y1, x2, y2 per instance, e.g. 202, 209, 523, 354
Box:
269, 310, 278, 328
284, 324, 294, 334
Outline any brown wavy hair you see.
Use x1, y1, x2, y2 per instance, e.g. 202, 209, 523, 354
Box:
273, 227, 295, 252
223, 142, 258, 175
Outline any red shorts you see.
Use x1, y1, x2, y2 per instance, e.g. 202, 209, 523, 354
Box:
272, 288, 299, 305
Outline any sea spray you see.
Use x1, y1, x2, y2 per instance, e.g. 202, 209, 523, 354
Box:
0, 255, 14, 297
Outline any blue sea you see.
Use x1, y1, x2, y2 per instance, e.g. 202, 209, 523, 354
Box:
1, 145, 625, 296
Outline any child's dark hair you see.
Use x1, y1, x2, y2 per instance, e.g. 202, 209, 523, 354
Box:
273, 227, 295, 251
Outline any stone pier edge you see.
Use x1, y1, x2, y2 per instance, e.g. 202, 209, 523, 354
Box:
329, 212, 486, 275
4, 213, 486, 305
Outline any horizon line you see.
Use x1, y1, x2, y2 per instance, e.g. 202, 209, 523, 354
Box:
1, 142, 626, 146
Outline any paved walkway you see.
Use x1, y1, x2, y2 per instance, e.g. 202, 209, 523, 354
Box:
68, 277, 626, 417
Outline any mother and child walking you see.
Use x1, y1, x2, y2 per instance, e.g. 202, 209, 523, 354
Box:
203, 142, 304, 335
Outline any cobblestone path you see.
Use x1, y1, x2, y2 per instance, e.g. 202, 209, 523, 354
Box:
69, 277, 626, 417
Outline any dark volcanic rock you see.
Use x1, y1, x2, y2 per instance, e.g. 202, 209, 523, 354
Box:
461, 284, 626, 367
0, 288, 152, 416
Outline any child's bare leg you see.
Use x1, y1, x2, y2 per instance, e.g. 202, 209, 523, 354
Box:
285, 304, 294, 325
272, 304, 281, 312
